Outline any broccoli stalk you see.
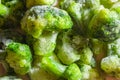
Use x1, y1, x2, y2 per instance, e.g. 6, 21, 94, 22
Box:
5, 42, 32, 75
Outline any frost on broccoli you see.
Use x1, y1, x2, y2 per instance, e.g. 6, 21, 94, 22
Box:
33, 31, 58, 56
101, 55, 120, 74
21, 5, 73, 39
5, 42, 32, 75
61, 0, 120, 42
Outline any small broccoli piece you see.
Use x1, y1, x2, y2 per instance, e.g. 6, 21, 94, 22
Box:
55, 30, 83, 65
26, 0, 56, 8
41, 56, 67, 77
21, 5, 73, 38
79, 47, 94, 65
107, 38, 120, 56
33, 31, 58, 56
101, 55, 120, 73
88, 8, 120, 42
63, 63, 82, 80
77, 64, 102, 80
29, 54, 60, 80
60, 0, 100, 36
0, 76, 22, 80
5, 42, 32, 75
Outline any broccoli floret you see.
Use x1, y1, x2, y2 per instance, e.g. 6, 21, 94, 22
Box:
21, 5, 73, 38
107, 38, 120, 56
63, 63, 82, 80
55, 30, 86, 65
79, 47, 94, 65
5, 42, 32, 75
41, 56, 67, 77
88, 8, 120, 42
26, 0, 56, 8
60, 0, 100, 36
101, 55, 120, 74
29, 54, 61, 80
33, 31, 58, 56
61, 0, 120, 42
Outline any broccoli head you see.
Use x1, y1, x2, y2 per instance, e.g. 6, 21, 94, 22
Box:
61, 0, 120, 42
107, 38, 120, 56
5, 42, 32, 75
26, 0, 56, 8
101, 55, 120, 74
21, 5, 73, 38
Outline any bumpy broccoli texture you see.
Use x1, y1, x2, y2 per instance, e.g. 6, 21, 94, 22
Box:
2, 0, 120, 80
61, 0, 120, 42
5, 42, 32, 75
21, 5, 73, 38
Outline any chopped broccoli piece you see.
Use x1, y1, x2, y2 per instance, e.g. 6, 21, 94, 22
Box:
21, 5, 73, 38
5, 42, 32, 75
41, 56, 67, 77
33, 31, 58, 56
63, 63, 82, 80
101, 55, 120, 73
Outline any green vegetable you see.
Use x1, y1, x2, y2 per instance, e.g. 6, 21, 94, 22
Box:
33, 31, 58, 56
61, 0, 120, 42
21, 5, 73, 38
41, 56, 67, 77
63, 63, 82, 80
107, 38, 120, 56
55, 30, 85, 65
101, 55, 120, 73
5, 42, 32, 75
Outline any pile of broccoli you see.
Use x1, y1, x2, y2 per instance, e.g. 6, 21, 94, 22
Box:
0, 0, 120, 80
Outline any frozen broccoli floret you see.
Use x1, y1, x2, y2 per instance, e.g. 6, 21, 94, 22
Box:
79, 47, 94, 65
5, 42, 32, 75
26, 0, 56, 8
29, 54, 61, 80
55, 30, 86, 65
21, 5, 73, 38
107, 38, 120, 56
101, 55, 120, 73
63, 63, 82, 80
60, 0, 100, 36
33, 31, 58, 56
41, 56, 67, 77
88, 7, 120, 42
77, 64, 101, 80
61, 0, 120, 42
